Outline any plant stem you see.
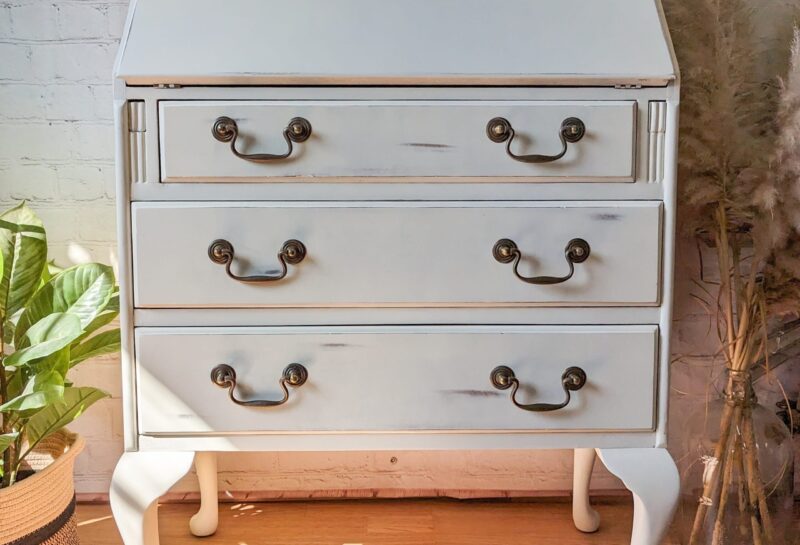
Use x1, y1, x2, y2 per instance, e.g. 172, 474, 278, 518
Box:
736, 446, 749, 538
712, 427, 737, 545
0, 321, 10, 489
715, 207, 737, 364
742, 410, 774, 544
689, 396, 738, 545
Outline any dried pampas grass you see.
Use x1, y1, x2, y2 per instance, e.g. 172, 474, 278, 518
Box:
664, 0, 800, 543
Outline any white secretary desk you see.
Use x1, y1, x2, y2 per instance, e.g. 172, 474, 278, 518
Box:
110, 1, 681, 544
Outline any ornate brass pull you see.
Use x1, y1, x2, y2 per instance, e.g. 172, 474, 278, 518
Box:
490, 365, 587, 412
212, 116, 312, 162
493, 238, 590, 285
211, 363, 308, 407
208, 239, 306, 283
486, 117, 585, 163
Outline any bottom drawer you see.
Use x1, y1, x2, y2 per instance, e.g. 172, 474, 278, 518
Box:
135, 325, 657, 435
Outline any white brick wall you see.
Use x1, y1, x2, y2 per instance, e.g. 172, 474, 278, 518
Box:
0, 0, 125, 495
3, 0, 766, 499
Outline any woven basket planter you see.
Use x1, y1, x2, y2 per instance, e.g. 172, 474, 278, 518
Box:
0, 430, 84, 545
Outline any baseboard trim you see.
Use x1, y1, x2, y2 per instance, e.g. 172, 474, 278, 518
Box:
77, 488, 631, 504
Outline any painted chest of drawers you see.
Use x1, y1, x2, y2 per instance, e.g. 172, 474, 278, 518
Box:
110, 1, 681, 544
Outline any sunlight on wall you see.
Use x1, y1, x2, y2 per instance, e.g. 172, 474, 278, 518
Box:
67, 241, 93, 264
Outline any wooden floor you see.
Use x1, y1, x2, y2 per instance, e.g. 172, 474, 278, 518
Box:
77, 498, 654, 545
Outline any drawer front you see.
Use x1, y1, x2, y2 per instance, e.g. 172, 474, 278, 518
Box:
159, 100, 636, 181
132, 202, 662, 308
136, 325, 658, 434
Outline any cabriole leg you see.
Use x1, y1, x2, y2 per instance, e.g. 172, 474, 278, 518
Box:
572, 447, 601, 533
189, 451, 219, 536
597, 448, 679, 545
110, 451, 196, 545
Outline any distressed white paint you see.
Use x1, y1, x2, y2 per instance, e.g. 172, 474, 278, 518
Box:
116, 0, 676, 86
647, 101, 667, 183
11, 0, 793, 516
131, 306, 663, 327
188, 452, 218, 537
596, 448, 680, 545
572, 448, 601, 533
132, 201, 662, 308
135, 325, 657, 434
126, 86, 667, 200
135, 431, 658, 454
106, 0, 682, 542
4, 0, 758, 510
110, 451, 196, 545
159, 100, 636, 181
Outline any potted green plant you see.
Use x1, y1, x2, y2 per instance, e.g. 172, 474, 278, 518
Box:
0, 202, 119, 545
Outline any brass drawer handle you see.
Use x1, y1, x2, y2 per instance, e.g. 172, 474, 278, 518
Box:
208, 239, 306, 283
493, 238, 590, 285
211, 363, 308, 407
212, 116, 312, 162
486, 117, 585, 163
490, 365, 587, 412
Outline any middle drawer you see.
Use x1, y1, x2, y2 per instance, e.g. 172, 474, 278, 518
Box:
132, 202, 662, 308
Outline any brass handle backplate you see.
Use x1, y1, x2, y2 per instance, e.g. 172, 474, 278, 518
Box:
487, 116, 585, 163
212, 116, 312, 162
493, 238, 590, 285
208, 239, 306, 283
211, 363, 308, 407
490, 365, 587, 412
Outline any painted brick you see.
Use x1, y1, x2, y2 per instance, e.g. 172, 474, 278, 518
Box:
0, 123, 73, 161
45, 84, 96, 121
68, 400, 114, 440
105, 3, 128, 39
77, 205, 117, 241
277, 451, 373, 473
83, 439, 124, 475
44, 242, 117, 270
0, 44, 31, 81
0, 84, 47, 119
217, 452, 279, 474
71, 122, 115, 160
57, 163, 107, 200
1, 163, 59, 201
0, 5, 11, 40
44, 242, 116, 270
30, 43, 116, 83
57, 4, 107, 40
101, 163, 116, 198
34, 206, 79, 243
70, 359, 123, 398
8, 3, 59, 41
91, 84, 114, 120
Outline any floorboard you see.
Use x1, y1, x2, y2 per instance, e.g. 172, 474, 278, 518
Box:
77, 498, 659, 545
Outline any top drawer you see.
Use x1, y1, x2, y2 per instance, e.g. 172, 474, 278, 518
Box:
158, 100, 637, 182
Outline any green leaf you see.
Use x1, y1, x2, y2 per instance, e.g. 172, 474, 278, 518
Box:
15, 263, 116, 345
25, 387, 108, 447
73, 291, 119, 344
39, 259, 58, 288
32, 346, 70, 378
70, 329, 120, 366
5, 313, 82, 366
0, 203, 47, 321
0, 370, 64, 412
0, 432, 19, 455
